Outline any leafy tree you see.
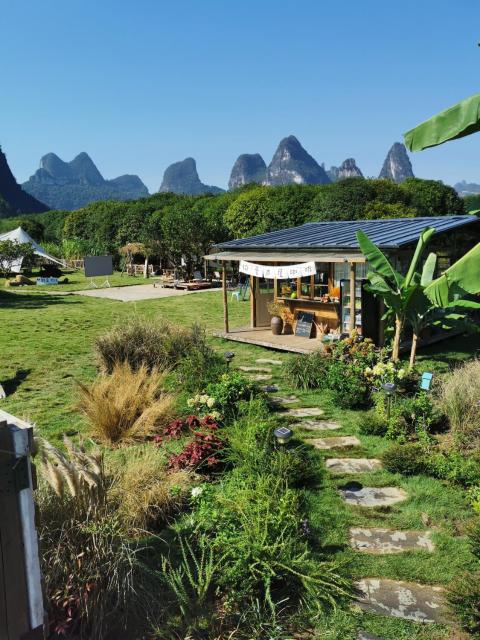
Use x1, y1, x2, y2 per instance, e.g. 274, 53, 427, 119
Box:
311, 178, 376, 221
0, 240, 34, 277
161, 203, 211, 278
399, 178, 465, 217
16, 217, 45, 240
364, 202, 416, 220
464, 195, 480, 213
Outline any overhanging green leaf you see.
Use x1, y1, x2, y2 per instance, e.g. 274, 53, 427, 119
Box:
425, 242, 480, 306
356, 230, 403, 288
420, 252, 437, 287
404, 93, 480, 152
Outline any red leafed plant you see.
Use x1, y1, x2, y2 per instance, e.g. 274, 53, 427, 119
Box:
154, 415, 218, 444
168, 420, 224, 471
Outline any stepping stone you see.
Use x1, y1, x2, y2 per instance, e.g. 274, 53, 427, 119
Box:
309, 436, 361, 450
293, 420, 341, 431
256, 358, 282, 366
350, 528, 435, 554
287, 407, 324, 418
340, 485, 407, 507
355, 578, 445, 623
252, 374, 272, 381
261, 384, 279, 392
271, 395, 299, 405
238, 365, 271, 373
358, 633, 384, 640
326, 458, 382, 474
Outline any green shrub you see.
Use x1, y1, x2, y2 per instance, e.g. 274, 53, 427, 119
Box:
382, 442, 428, 476
427, 450, 480, 487
206, 371, 260, 422
327, 361, 371, 409
358, 410, 388, 436
95, 318, 221, 377
283, 349, 330, 390
448, 571, 480, 636
439, 360, 480, 450
374, 391, 443, 442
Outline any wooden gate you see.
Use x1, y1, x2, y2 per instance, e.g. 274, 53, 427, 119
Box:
0, 410, 44, 640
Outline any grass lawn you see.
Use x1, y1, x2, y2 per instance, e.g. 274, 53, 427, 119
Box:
1, 268, 158, 292
1, 286, 477, 638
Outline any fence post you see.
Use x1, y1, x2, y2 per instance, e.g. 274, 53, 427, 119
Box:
0, 410, 44, 640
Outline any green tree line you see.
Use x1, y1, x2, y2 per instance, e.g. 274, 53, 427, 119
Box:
0, 178, 468, 269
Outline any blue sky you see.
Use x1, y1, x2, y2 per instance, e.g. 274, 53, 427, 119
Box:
2, 0, 480, 192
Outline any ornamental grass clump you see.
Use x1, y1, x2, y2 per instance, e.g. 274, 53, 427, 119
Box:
78, 362, 174, 445
439, 359, 480, 450
111, 445, 191, 533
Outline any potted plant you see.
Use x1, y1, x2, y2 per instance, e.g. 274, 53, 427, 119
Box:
267, 301, 285, 335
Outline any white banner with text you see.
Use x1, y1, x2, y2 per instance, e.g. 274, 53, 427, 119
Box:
239, 260, 316, 280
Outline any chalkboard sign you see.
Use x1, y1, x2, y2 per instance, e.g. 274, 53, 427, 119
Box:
295, 311, 315, 338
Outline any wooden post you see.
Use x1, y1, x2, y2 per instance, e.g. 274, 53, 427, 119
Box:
222, 265, 229, 334
0, 410, 44, 640
349, 262, 356, 334
250, 276, 257, 328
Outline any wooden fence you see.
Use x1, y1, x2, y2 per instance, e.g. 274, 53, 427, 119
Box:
0, 410, 44, 640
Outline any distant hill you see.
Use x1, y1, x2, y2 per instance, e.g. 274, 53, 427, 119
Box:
228, 154, 267, 190
22, 152, 149, 210
454, 180, 480, 196
265, 135, 331, 186
159, 157, 224, 195
379, 142, 414, 183
0, 146, 49, 218
327, 158, 363, 182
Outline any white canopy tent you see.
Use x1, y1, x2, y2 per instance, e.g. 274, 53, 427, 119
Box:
0, 226, 64, 273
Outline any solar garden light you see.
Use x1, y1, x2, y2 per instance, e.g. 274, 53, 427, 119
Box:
274, 426, 293, 446
382, 382, 396, 421
224, 351, 235, 369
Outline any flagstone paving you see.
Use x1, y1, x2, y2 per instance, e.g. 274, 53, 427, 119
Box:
286, 407, 325, 418
357, 633, 384, 640
340, 485, 408, 507
238, 365, 272, 373
309, 436, 361, 450
355, 578, 445, 623
270, 395, 299, 405
294, 396, 447, 631
326, 458, 383, 474
252, 374, 272, 381
261, 384, 279, 392
349, 528, 435, 554
255, 358, 283, 365
293, 419, 342, 431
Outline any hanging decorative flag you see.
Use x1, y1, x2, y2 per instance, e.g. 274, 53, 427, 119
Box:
239, 260, 316, 280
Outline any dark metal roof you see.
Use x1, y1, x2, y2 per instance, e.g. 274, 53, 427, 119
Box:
215, 216, 478, 251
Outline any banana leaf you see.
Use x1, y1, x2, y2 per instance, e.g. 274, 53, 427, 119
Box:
420, 253, 437, 287
404, 93, 480, 151
425, 243, 480, 306
356, 231, 403, 287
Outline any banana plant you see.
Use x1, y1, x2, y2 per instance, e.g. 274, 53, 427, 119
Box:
357, 229, 480, 366
356, 228, 435, 362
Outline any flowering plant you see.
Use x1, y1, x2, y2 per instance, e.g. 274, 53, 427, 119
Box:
364, 361, 406, 386
186, 393, 220, 419
154, 415, 218, 444
168, 419, 224, 471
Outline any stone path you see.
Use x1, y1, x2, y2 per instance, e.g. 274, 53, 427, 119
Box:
238, 365, 272, 373
310, 436, 362, 450
270, 395, 299, 405
350, 528, 435, 554
261, 384, 279, 392
355, 579, 445, 623
357, 633, 384, 640
286, 407, 324, 418
326, 458, 382, 474
293, 420, 342, 431
340, 484, 408, 507
288, 400, 447, 627
252, 374, 272, 381
256, 358, 283, 366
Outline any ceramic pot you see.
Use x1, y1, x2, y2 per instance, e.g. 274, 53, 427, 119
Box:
271, 316, 284, 335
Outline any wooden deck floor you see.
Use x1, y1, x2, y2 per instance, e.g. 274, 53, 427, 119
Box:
212, 326, 323, 354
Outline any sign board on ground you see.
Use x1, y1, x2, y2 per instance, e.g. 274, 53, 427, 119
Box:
84, 255, 113, 278
295, 311, 315, 338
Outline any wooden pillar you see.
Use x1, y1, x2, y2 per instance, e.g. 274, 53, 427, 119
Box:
222, 265, 229, 334
250, 276, 257, 328
349, 262, 356, 334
